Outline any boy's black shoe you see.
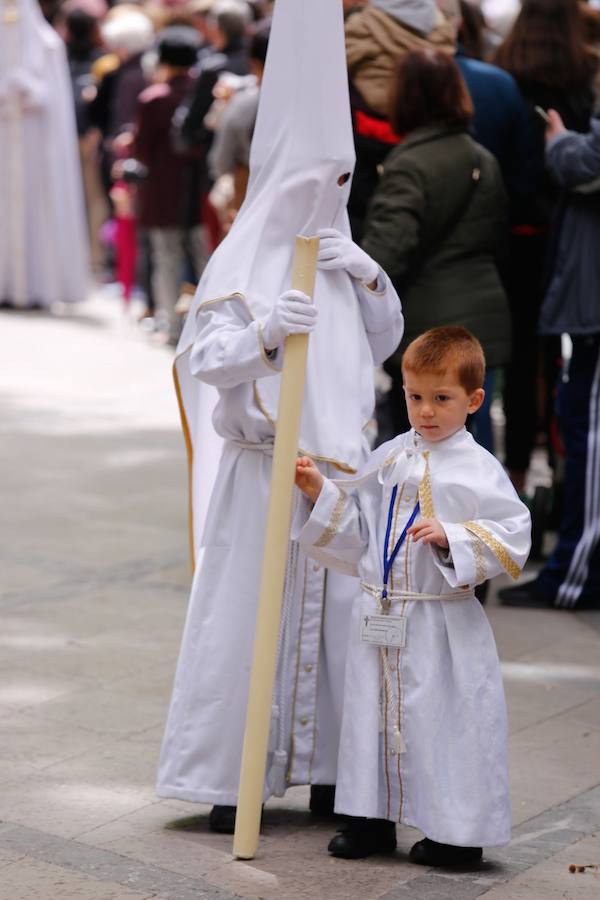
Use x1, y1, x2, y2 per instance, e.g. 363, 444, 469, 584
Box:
409, 837, 482, 867
208, 805, 237, 833
309, 784, 336, 817
328, 817, 396, 859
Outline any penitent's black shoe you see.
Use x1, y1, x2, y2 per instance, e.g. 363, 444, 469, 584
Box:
498, 580, 553, 609
409, 838, 482, 867
208, 805, 237, 834
309, 784, 336, 817
209, 804, 264, 834
328, 817, 397, 859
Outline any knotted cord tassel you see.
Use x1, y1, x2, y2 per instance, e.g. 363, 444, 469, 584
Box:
392, 728, 406, 755
266, 749, 288, 797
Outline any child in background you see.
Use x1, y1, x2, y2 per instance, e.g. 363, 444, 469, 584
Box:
294, 326, 531, 867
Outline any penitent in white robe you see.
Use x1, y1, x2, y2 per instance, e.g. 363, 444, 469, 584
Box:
0, 0, 89, 307
157, 274, 403, 804
296, 427, 531, 847
157, 0, 404, 806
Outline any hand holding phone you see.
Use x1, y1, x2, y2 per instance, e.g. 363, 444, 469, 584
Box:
534, 105, 551, 125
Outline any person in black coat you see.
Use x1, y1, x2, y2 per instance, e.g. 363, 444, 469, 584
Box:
494, 0, 598, 494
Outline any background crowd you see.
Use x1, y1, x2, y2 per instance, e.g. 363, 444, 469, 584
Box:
5, 0, 600, 609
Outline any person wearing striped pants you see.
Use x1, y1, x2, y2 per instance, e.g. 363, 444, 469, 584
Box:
500, 109, 600, 610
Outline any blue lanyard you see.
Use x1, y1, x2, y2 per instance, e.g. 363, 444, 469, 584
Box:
382, 485, 420, 604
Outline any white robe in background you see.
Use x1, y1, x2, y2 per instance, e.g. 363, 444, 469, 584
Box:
0, 0, 89, 307
296, 428, 531, 846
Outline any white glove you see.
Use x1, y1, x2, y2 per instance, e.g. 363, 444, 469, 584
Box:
316, 227, 379, 284
262, 290, 318, 351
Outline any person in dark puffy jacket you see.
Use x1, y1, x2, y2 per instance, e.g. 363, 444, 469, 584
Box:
363, 49, 510, 446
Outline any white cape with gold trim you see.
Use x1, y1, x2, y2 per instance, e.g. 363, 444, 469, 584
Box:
157, 0, 403, 804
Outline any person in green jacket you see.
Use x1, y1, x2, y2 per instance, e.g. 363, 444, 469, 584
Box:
363, 48, 510, 448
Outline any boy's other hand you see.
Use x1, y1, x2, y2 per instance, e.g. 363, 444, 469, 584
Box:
295, 456, 324, 504
407, 518, 449, 550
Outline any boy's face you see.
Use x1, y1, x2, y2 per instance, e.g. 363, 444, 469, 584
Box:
403, 368, 485, 443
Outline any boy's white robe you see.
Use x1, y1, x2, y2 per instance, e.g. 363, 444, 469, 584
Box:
296, 428, 531, 846
157, 0, 403, 804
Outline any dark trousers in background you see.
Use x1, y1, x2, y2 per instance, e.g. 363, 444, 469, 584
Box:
536, 335, 600, 609
503, 233, 547, 474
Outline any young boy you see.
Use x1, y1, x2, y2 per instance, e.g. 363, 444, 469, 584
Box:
294, 326, 531, 867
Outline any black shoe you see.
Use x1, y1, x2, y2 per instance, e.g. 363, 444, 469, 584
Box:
409, 837, 482, 867
474, 581, 489, 605
309, 784, 336, 817
498, 580, 553, 609
208, 804, 265, 834
328, 817, 396, 859
208, 805, 237, 834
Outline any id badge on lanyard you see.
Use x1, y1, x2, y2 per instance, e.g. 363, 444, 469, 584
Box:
360, 485, 420, 649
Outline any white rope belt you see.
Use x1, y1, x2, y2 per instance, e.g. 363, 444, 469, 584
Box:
228, 438, 275, 455
361, 582, 473, 604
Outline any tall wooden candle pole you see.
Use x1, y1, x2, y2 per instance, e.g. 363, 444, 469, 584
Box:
233, 235, 320, 861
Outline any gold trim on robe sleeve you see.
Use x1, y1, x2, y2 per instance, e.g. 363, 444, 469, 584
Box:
463, 522, 522, 580
314, 487, 348, 548
470, 532, 487, 583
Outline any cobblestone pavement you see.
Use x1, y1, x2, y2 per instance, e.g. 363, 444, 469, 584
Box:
1, 295, 599, 900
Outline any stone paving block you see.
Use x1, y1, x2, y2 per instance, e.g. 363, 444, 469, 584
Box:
0, 625, 173, 686
0, 772, 153, 840
0, 560, 61, 596
514, 626, 600, 670
0, 665, 96, 716
510, 710, 600, 826
503, 674, 598, 735
477, 834, 600, 898
488, 605, 586, 663
21, 681, 166, 738
0, 856, 155, 900
43, 736, 164, 800
0, 710, 112, 769
77, 802, 185, 846
0, 821, 240, 900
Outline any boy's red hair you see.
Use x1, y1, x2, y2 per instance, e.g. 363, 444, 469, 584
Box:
402, 327, 486, 394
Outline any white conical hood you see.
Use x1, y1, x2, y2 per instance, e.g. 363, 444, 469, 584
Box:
177, 0, 376, 556
180, 0, 355, 336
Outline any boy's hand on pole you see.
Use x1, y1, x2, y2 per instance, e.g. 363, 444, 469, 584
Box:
407, 518, 449, 550
316, 227, 379, 286
262, 290, 318, 352
295, 456, 324, 504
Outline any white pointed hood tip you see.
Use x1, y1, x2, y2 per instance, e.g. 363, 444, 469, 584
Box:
179, 0, 355, 345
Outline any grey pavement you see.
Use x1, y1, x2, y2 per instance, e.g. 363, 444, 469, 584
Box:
1, 294, 599, 900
